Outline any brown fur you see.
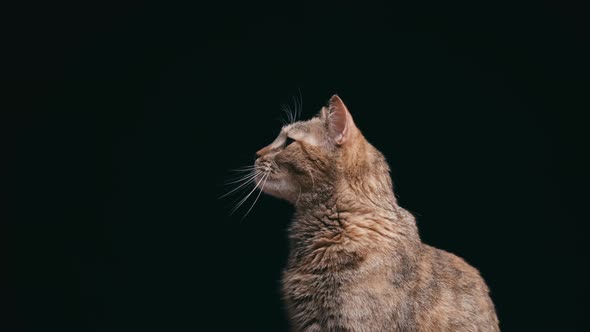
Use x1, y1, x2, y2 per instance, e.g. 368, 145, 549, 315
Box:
254, 95, 499, 331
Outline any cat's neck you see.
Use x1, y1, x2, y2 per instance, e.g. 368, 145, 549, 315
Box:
288, 188, 421, 273
290, 177, 420, 247
288, 139, 421, 265
293, 187, 410, 231
293, 182, 396, 218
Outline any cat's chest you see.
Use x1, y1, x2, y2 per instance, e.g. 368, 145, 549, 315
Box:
282, 266, 367, 308
282, 269, 347, 317
281, 267, 400, 330
283, 269, 343, 290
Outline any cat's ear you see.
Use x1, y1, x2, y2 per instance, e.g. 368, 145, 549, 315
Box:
327, 94, 356, 145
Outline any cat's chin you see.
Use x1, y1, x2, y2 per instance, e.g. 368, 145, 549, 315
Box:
260, 177, 297, 204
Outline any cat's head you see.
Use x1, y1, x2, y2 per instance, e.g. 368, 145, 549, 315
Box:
255, 95, 385, 205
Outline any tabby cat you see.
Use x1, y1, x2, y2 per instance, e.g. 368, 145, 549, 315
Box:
253, 95, 499, 331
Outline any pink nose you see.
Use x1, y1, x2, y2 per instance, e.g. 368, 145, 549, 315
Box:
256, 146, 271, 157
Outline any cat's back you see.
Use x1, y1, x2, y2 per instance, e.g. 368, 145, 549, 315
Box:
413, 244, 499, 331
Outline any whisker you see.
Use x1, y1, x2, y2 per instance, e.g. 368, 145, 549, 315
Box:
241, 171, 270, 219
220, 171, 261, 198
230, 165, 257, 172
279, 116, 288, 126
228, 169, 257, 175
230, 172, 268, 215
289, 101, 296, 123
291, 96, 297, 121
281, 104, 294, 124
220, 178, 256, 199
293, 97, 298, 123
270, 159, 279, 171
292, 93, 300, 122
280, 105, 286, 124
223, 170, 260, 185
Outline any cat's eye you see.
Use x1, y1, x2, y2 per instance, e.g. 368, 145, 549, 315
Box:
285, 137, 296, 147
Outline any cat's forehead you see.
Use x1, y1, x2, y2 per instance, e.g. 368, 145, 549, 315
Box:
282, 117, 325, 146
283, 117, 323, 134
283, 122, 309, 134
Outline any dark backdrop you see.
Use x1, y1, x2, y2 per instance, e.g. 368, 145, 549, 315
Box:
3, 2, 585, 331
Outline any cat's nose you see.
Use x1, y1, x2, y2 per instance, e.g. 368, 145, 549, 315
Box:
256, 146, 271, 158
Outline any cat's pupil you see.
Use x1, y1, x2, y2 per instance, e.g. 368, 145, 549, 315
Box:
285, 137, 296, 147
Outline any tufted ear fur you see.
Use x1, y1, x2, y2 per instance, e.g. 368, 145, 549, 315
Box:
327, 94, 357, 145
319, 106, 330, 121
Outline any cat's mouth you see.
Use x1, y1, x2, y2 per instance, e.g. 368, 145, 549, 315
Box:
254, 159, 286, 197
254, 159, 300, 203
254, 159, 275, 182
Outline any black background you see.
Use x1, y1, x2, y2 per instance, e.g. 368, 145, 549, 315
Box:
3, 2, 586, 331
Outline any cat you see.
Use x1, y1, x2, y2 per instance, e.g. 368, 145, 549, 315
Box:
253, 95, 499, 331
